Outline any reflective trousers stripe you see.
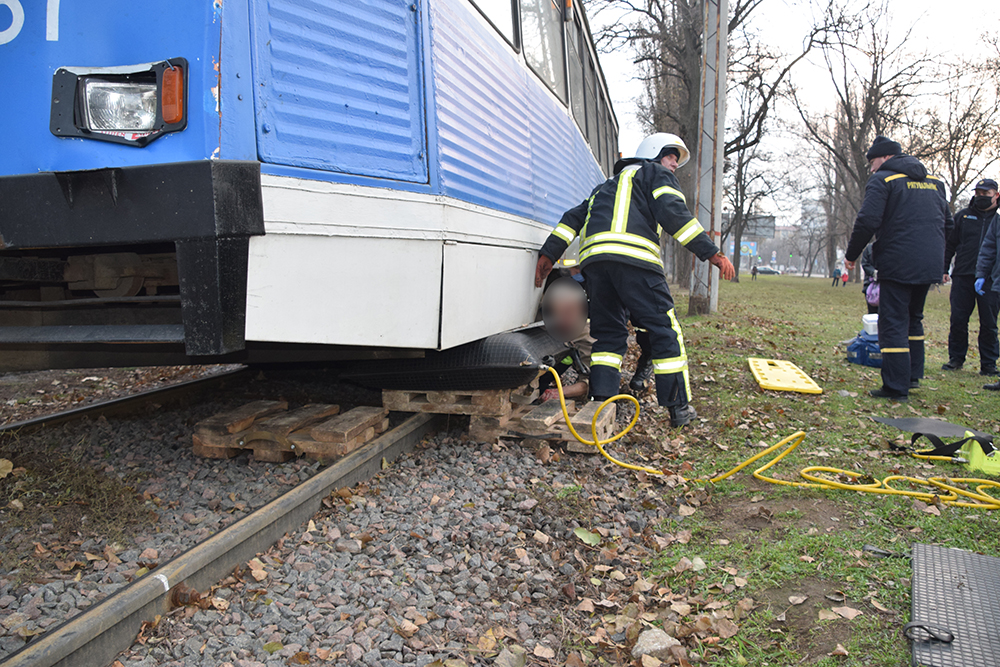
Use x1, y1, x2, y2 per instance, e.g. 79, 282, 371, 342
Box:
882, 348, 910, 353
591, 352, 623, 370
908, 336, 925, 341
652, 357, 688, 373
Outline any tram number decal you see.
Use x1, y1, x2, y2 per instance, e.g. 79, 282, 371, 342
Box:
0, 0, 60, 45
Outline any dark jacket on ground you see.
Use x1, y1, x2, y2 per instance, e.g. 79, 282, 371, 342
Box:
845, 155, 953, 284
946, 203, 997, 276
539, 159, 719, 272
976, 217, 1000, 294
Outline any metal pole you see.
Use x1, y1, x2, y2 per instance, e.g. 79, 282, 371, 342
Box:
688, 0, 728, 315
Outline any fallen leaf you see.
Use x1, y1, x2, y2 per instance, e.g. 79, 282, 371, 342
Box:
263, 641, 283, 654
576, 598, 596, 613
832, 606, 863, 620
565, 653, 586, 667
211, 597, 229, 612
533, 644, 555, 659
0, 459, 12, 479
799, 555, 815, 563
670, 601, 692, 616
477, 628, 498, 652
673, 557, 693, 574
633, 577, 655, 593
316, 648, 331, 660
870, 598, 891, 613
574, 527, 601, 546
84, 552, 102, 561
533, 530, 550, 544
678, 504, 697, 516
788, 595, 808, 605
716, 618, 739, 639
691, 556, 707, 572
829, 643, 849, 656
676, 530, 692, 544
396, 620, 419, 638
8, 499, 23, 511
734, 577, 747, 588
825, 592, 846, 603
307, 520, 316, 533
288, 651, 311, 664
641, 656, 663, 667
818, 609, 839, 621
775, 612, 786, 622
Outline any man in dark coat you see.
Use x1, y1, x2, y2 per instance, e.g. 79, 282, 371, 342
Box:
845, 136, 954, 401
941, 178, 999, 376
976, 215, 1000, 390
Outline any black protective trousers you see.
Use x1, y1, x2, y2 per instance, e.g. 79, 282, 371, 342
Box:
946, 275, 999, 370
582, 262, 690, 407
877, 280, 930, 396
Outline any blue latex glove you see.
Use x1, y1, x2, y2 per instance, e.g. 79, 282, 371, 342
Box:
975, 278, 986, 295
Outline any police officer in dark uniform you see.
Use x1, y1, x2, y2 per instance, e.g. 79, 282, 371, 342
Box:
941, 178, 1000, 376
845, 136, 954, 401
534, 133, 735, 426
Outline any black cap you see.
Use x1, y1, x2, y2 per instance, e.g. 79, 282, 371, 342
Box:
975, 178, 998, 191
866, 136, 902, 161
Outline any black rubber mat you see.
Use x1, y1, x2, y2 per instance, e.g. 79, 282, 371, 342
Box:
341, 327, 569, 390
910, 543, 1000, 666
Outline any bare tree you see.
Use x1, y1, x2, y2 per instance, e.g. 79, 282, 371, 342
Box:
791, 2, 934, 275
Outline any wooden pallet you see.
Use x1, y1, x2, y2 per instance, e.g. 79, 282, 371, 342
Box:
192, 402, 388, 462
382, 388, 512, 418
471, 399, 617, 453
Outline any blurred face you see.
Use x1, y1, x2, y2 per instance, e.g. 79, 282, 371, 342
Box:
660, 153, 679, 172
868, 155, 890, 174
542, 279, 588, 342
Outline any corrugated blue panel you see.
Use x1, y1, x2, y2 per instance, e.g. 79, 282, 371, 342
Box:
0, 0, 220, 176
430, 0, 605, 226
251, 0, 428, 183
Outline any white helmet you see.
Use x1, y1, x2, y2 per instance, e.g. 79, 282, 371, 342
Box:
634, 133, 690, 168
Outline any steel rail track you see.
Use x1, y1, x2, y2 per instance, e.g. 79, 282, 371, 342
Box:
1, 367, 253, 434
1, 412, 446, 667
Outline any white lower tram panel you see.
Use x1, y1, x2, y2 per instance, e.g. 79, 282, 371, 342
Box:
245, 175, 550, 350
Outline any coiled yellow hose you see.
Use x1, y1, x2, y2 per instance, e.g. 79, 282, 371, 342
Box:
543, 366, 1000, 509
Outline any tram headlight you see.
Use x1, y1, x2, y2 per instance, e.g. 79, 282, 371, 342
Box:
82, 80, 159, 132
50, 59, 188, 147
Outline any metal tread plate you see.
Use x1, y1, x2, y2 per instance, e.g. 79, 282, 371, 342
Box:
911, 543, 1000, 666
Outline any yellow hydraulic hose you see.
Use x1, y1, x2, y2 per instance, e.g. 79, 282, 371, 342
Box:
542, 366, 1000, 509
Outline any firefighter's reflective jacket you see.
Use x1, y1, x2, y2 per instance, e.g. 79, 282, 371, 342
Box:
539, 159, 720, 271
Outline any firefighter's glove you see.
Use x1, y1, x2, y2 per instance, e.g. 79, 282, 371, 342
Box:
975, 278, 986, 295
709, 253, 736, 281
535, 254, 554, 288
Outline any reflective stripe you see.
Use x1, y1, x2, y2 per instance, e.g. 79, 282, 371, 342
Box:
673, 218, 704, 245
552, 223, 576, 244
652, 185, 686, 202
653, 356, 688, 373
881, 348, 910, 353
580, 243, 663, 267
884, 174, 907, 182
591, 352, 623, 370
908, 336, 925, 340
580, 194, 597, 245
667, 308, 691, 400
581, 231, 660, 255
612, 166, 640, 233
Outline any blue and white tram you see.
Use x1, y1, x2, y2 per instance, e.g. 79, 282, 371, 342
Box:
0, 0, 618, 372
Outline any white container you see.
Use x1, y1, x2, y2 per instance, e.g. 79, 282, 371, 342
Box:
862, 314, 878, 336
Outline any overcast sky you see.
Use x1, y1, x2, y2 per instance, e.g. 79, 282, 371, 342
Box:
593, 0, 999, 159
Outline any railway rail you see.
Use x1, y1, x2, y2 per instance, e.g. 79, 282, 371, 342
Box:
1, 412, 443, 667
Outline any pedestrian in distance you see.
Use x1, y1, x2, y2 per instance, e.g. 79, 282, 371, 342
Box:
832, 267, 842, 287
941, 178, 1000, 376
751, 265, 758, 281
534, 132, 735, 427
841, 269, 848, 287
975, 211, 1000, 390
844, 136, 953, 401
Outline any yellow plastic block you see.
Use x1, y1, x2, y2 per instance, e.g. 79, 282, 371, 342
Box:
747, 358, 823, 394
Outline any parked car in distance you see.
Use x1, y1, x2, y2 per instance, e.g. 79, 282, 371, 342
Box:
756, 266, 781, 275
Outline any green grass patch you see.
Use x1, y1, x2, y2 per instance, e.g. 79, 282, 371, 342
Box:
640, 275, 1000, 665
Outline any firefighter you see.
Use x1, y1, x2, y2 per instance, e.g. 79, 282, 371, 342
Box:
845, 136, 953, 401
533, 133, 735, 427
941, 179, 999, 376
975, 211, 1000, 390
